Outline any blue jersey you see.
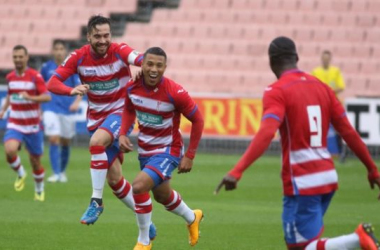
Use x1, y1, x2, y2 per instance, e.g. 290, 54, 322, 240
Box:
41, 60, 81, 115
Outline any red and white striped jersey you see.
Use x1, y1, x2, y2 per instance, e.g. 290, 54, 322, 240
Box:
6, 68, 47, 133
126, 77, 198, 157
262, 69, 346, 196
54, 43, 142, 130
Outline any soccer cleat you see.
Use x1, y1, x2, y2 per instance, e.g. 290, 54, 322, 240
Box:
133, 242, 152, 250
355, 223, 380, 250
187, 209, 204, 246
34, 191, 45, 202
47, 174, 60, 183
59, 173, 68, 183
14, 173, 27, 191
80, 200, 104, 225
149, 222, 157, 241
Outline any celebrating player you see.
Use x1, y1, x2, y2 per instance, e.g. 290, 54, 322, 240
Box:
119, 47, 205, 250
41, 40, 82, 183
215, 37, 380, 250
0, 45, 51, 201
47, 15, 156, 237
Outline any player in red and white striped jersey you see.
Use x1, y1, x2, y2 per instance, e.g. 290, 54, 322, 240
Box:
216, 37, 380, 250
0, 45, 51, 201
119, 47, 204, 249
47, 16, 152, 227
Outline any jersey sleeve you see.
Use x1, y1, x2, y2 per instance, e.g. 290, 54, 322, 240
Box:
118, 43, 144, 67
328, 87, 346, 124
262, 86, 285, 123
170, 84, 197, 119
34, 73, 48, 94
54, 52, 79, 82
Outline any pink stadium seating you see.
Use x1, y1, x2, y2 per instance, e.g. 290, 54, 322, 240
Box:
0, 0, 379, 97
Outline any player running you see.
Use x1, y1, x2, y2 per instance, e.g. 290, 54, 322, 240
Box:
216, 37, 380, 250
47, 15, 156, 238
0, 45, 51, 201
41, 40, 82, 183
119, 47, 204, 250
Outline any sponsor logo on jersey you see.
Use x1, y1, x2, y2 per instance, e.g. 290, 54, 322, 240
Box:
11, 93, 24, 101
89, 79, 119, 91
136, 110, 163, 125
131, 97, 143, 104
84, 69, 97, 76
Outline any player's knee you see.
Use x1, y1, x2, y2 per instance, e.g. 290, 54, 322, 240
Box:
48, 136, 60, 145
4, 146, 17, 157
132, 180, 149, 195
153, 192, 170, 204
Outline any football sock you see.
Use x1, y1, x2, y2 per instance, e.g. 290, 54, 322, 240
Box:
33, 168, 45, 193
49, 143, 60, 175
60, 145, 70, 173
111, 177, 135, 210
7, 155, 25, 177
305, 234, 360, 250
134, 193, 152, 245
89, 146, 108, 200
162, 190, 195, 224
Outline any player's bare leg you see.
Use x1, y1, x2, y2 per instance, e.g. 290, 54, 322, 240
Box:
29, 154, 45, 201
153, 181, 203, 246
5, 139, 27, 191
80, 129, 111, 225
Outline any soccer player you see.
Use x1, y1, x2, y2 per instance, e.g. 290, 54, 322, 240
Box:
47, 15, 156, 237
119, 47, 205, 250
0, 45, 51, 201
312, 50, 345, 97
215, 37, 380, 250
41, 40, 82, 183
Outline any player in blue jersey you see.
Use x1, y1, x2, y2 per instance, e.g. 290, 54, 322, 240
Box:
41, 40, 82, 183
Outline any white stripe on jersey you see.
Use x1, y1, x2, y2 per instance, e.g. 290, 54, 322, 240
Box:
78, 59, 125, 77
289, 147, 331, 165
9, 81, 36, 90
10, 110, 39, 119
139, 117, 173, 129
7, 123, 40, 133
139, 132, 173, 145
138, 146, 167, 155
129, 94, 174, 112
88, 98, 124, 112
294, 169, 338, 190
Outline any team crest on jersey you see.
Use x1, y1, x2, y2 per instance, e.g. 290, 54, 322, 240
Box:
156, 101, 162, 111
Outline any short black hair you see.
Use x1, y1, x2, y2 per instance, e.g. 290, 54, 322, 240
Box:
269, 36, 298, 66
322, 50, 332, 56
13, 45, 28, 55
53, 39, 67, 48
144, 47, 167, 60
87, 15, 111, 34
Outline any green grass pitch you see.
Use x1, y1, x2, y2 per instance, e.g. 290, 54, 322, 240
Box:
0, 145, 379, 249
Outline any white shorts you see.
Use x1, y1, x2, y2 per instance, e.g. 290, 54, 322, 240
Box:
43, 111, 76, 139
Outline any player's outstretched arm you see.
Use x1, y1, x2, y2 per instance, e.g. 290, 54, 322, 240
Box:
333, 116, 380, 200
215, 118, 279, 194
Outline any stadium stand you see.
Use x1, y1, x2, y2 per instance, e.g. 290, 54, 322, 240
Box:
0, 0, 379, 98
